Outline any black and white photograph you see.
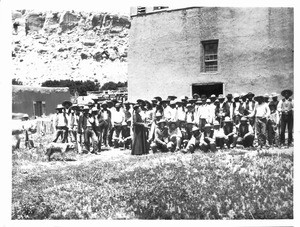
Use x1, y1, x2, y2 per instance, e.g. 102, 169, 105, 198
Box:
0, 0, 298, 225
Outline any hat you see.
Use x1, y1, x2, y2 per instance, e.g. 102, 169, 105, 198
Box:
187, 98, 196, 104
247, 92, 255, 98
154, 96, 162, 102
196, 100, 202, 104
206, 99, 211, 103
240, 93, 247, 98
56, 104, 64, 109
87, 102, 94, 106
233, 93, 239, 99
83, 106, 90, 111
226, 94, 233, 99
193, 93, 200, 99
62, 100, 72, 107
71, 104, 80, 111
137, 99, 144, 103
157, 119, 167, 125
167, 95, 177, 100
264, 93, 269, 98
170, 100, 176, 105
240, 117, 248, 122
115, 103, 121, 108
210, 94, 216, 99
101, 101, 108, 107
254, 95, 264, 102
214, 99, 220, 103
281, 89, 293, 97
133, 104, 140, 110
203, 123, 213, 129
192, 126, 200, 132
122, 121, 128, 126
213, 121, 220, 126
271, 92, 279, 98
91, 107, 98, 112
169, 120, 177, 125
151, 99, 158, 103
22, 114, 29, 119
218, 94, 225, 100
186, 103, 193, 108
223, 116, 233, 123
201, 94, 207, 100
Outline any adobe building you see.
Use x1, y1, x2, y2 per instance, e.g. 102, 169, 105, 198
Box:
12, 85, 71, 117
128, 7, 294, 100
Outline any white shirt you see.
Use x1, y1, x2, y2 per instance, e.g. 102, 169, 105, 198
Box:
251, 103, 270, 118
111, 109, 125, 125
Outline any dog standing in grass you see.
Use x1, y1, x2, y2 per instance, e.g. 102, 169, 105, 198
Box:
45, 142, 76, 161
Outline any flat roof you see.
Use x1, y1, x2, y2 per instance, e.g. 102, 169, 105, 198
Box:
131, 6, 202, 18
12, 85, 70, 93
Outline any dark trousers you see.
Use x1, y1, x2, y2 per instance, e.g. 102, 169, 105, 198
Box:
53, 126, 68, 143
280, 113, 293, 145
237, 134, 254, 147
255, 117, 267, 147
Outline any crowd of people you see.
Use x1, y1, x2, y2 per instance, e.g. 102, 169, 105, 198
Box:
50, 89, 294, 155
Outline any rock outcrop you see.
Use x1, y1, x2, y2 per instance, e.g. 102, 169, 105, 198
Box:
12, 10, 130, 86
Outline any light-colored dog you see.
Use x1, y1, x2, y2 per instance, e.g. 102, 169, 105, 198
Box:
45, 142, 76, 161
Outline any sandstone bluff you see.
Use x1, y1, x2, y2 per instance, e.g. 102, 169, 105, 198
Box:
12, 10, 130, 86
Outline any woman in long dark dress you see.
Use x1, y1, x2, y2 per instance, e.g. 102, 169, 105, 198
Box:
131, 105, 149, 155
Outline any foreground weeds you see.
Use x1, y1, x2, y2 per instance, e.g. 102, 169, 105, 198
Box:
12, 136, 293, 219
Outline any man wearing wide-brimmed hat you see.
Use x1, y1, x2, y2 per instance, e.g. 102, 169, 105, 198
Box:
53, 104, 68, 143
270, 92, 279, 108
210, 94, 217, 103
185, 103, 195, 123
183, 125, 201, 153
250, 95, 270, 148
150, 119, 168, 153
277, 89, 293, 146
176, 99, 186, 123
111, 103, 125, 148
200, 123, 217, 152
197, 95, 211, 132
263, 93, 270, 104
235, 117, 254, 148
223, 94, 234, 120
97, 101, 111, 147
167, 120, 182, 152
181, 120, 194, 149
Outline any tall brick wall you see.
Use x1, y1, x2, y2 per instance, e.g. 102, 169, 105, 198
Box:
128, 7, 293, 101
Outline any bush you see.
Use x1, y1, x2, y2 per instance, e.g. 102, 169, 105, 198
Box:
100, 81, 127, 91
12, 78, 23, 85
41, 79, 100, 96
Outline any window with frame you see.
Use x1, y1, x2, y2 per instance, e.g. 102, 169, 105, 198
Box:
137, 7, 146, 14
33, 101, 45, 117
202, 40, 218, 72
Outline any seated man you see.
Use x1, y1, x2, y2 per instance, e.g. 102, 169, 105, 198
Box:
167, 120, 182, 152
120, 121, 132, 149
213, 120, 226, 149
184, 125, 201, 153
200, 123, 217, 152
235, 117, 255, 148
223, 117, 238, 148
181, 120, 193, 149
150, 119, 168, 153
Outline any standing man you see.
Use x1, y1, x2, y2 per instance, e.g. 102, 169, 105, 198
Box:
249, 95, 270, 148
53, 104, 68, 143
244, 92, 256, 127
277, 89, 293, 146
112, 103, 125, 148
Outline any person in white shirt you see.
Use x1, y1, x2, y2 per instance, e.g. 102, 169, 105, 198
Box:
206, 99, 215, 124
112, 103, 125, 148
53, 104, 68, 143
169, 100, 178, 122
200, 123, 217, 152
167, 120, 182, 152
250, 95, 270, 148
184, 125, 201, 153
213, 120, 226, 149
162, 100, 172, 121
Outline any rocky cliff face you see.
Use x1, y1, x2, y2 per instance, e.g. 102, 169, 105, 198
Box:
12, 10, 130, 86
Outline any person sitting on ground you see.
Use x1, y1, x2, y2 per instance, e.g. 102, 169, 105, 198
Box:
167, 120, 182, 152
222, 116, 238, 148
183, 125, 201, 153
235, 117, 255, 148
213, 120, 226, 149
118, 121, 132, 149
181, 120, 193, 149
200, 123, 217, 152
150, 119, 168, 153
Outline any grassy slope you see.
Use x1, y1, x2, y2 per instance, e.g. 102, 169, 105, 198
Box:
12, 137, 293, 219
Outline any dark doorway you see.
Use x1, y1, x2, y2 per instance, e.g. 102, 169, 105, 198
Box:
192, 83, 223, 98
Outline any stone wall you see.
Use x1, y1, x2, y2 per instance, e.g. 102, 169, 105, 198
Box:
128, 7, 294, 101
